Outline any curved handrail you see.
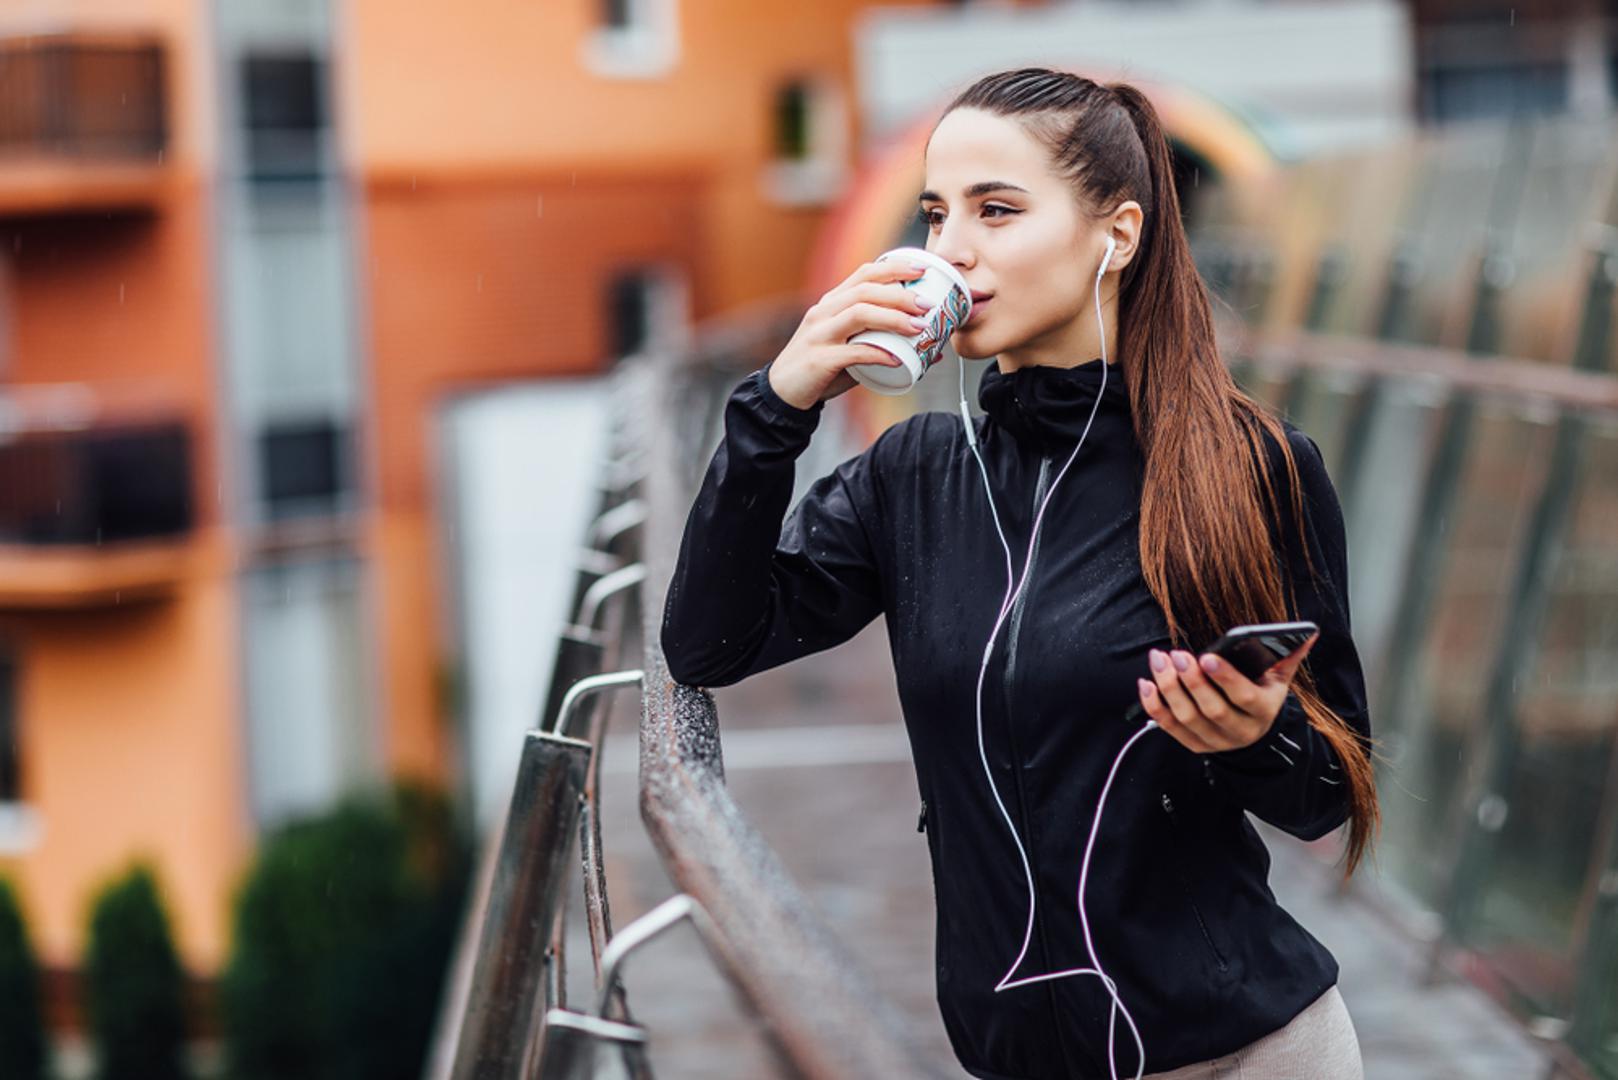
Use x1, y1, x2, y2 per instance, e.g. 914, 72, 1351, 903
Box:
633, 356, 950, 1079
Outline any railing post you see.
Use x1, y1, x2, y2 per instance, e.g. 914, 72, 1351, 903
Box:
449, 731, 592, 1080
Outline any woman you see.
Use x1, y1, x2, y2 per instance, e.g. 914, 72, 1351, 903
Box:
661, 67, 1378, 1080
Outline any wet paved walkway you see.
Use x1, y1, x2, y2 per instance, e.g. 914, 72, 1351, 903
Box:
578, 619, 1555, 1079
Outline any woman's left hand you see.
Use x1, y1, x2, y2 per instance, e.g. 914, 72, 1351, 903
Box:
1135, 634, 1319, 754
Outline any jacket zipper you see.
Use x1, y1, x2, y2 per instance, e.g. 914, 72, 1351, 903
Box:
1000, 454, 1049, 864
1003, 453, 1054, 822
999, 452, 1087, 1075
1161, 793, 1230, 971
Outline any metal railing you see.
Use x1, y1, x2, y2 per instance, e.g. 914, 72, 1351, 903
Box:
427, 335, 949, 1078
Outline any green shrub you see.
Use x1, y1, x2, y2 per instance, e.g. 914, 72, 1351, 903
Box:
83, 863, 190, 1080
0, 876, 48, 1080
221, 781, 470, 1080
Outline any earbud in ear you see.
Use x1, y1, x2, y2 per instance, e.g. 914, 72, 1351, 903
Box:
1102, 235, 1116, 274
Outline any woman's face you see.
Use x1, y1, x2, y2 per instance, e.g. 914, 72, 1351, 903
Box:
919, 107, 1132, 367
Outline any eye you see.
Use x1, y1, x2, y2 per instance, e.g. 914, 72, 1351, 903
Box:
914, 204, 1020, 229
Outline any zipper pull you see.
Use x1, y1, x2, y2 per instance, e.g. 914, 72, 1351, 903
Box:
917, 799, 928, 833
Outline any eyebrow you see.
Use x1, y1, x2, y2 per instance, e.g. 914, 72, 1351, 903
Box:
917, 181, 1030, 203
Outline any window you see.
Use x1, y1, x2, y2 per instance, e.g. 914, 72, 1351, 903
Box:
775, 83, 812, 161
239, 49, 327, 181
0, 251, 12, 378
581, 0, 680, 79
1422, 60, 1568, 123
604, 266, 689, 362
0, 646, 37, 855
257, 416, 350, 520
242, 557, 377, 829
761, 77, 849, 207
608, 271, 653, 359
0, 650, 17, 804
602, 0, 633, 30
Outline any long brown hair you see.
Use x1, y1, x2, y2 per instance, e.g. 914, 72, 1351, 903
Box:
943, 68, 1381, 878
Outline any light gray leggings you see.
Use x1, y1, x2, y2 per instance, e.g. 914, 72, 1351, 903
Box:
1139, 984, 1364, 1080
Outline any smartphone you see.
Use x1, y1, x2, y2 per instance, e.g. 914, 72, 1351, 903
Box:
1202, 620, 1319, 682
1127, 620, 1319, 726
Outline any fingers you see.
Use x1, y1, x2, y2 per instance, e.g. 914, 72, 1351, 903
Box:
831, 258, 929, 295
827, 301, 931, 344
840, 281, 932, 314
1148, 648, 1199, 727
1264, 632, 1319, 685
1136, 677, 1217, 753
832, 344, 903, 369
1196, 652, 1263, 713
1170, 648, 1241, 731
1147, 648, 1223, 752
1142, 636, 1316, 755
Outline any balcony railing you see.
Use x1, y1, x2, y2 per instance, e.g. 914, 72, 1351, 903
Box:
0, 394, 194, 607
0, 33, 169, 216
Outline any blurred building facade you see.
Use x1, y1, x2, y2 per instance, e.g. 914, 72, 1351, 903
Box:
0, 0, 950, 1016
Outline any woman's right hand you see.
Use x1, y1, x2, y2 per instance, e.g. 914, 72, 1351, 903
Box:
767, 258, 938, 411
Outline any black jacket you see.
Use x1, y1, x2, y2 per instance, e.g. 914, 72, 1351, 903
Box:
660, 357, 1370, 1079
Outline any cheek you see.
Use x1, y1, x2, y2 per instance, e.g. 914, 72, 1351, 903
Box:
998, 232, 1090, 315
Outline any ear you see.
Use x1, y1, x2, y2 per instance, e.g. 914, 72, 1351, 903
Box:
1105, 201, 1144, 273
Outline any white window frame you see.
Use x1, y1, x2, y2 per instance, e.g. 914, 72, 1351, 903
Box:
761, 77, 851, 208
0, 804, 41, 856
610, 263, 691, 362
0, 659, 38, 853
581, 0, 681, 80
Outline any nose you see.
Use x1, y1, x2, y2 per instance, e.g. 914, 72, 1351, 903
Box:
929, 228, 973, 274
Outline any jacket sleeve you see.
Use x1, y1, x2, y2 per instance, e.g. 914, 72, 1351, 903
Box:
1202, 426, 1371, 842
659, 361, 887, 687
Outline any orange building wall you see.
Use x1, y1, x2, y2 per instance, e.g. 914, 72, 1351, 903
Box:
3, 534, 246, 973
345, 0, 930, 784
344, 0, 935, 313
361, 171, 705, 780
0, 0, 245, 978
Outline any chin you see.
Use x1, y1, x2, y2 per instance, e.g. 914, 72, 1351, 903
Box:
952, 332, 996, 362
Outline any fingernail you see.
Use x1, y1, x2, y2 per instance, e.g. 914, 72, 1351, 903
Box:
909, 315, 930, 329
909, 262, 930, 273
1137, 678, 1156, 699
1148, 649, 1167, 673
1200, 654, 1219, 674
1171, 651, 1190, 673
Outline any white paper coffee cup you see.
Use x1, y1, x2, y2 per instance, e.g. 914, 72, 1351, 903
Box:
847, 247, 973, 396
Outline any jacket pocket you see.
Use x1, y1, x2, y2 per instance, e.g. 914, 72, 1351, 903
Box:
1160, 792, 1230, 973
918, 796, 952, 986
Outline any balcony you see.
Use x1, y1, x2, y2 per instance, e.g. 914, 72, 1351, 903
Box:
0, 394, 194, 608
0, 33, 169, 219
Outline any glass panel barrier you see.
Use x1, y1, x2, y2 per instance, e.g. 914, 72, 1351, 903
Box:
1374, 397, 1556, 912
1466, 417, 1618, 1021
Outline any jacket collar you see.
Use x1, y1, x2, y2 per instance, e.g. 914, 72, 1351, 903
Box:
977, 357, 1130, 453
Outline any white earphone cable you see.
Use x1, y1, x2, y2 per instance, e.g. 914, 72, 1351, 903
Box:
955, 235, 1153, 1080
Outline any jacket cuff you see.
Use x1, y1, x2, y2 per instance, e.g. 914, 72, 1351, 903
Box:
750, 361, 824, 429
1204, 691, 1310, 775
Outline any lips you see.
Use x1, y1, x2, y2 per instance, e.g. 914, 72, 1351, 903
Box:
966, 296, 992, 324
